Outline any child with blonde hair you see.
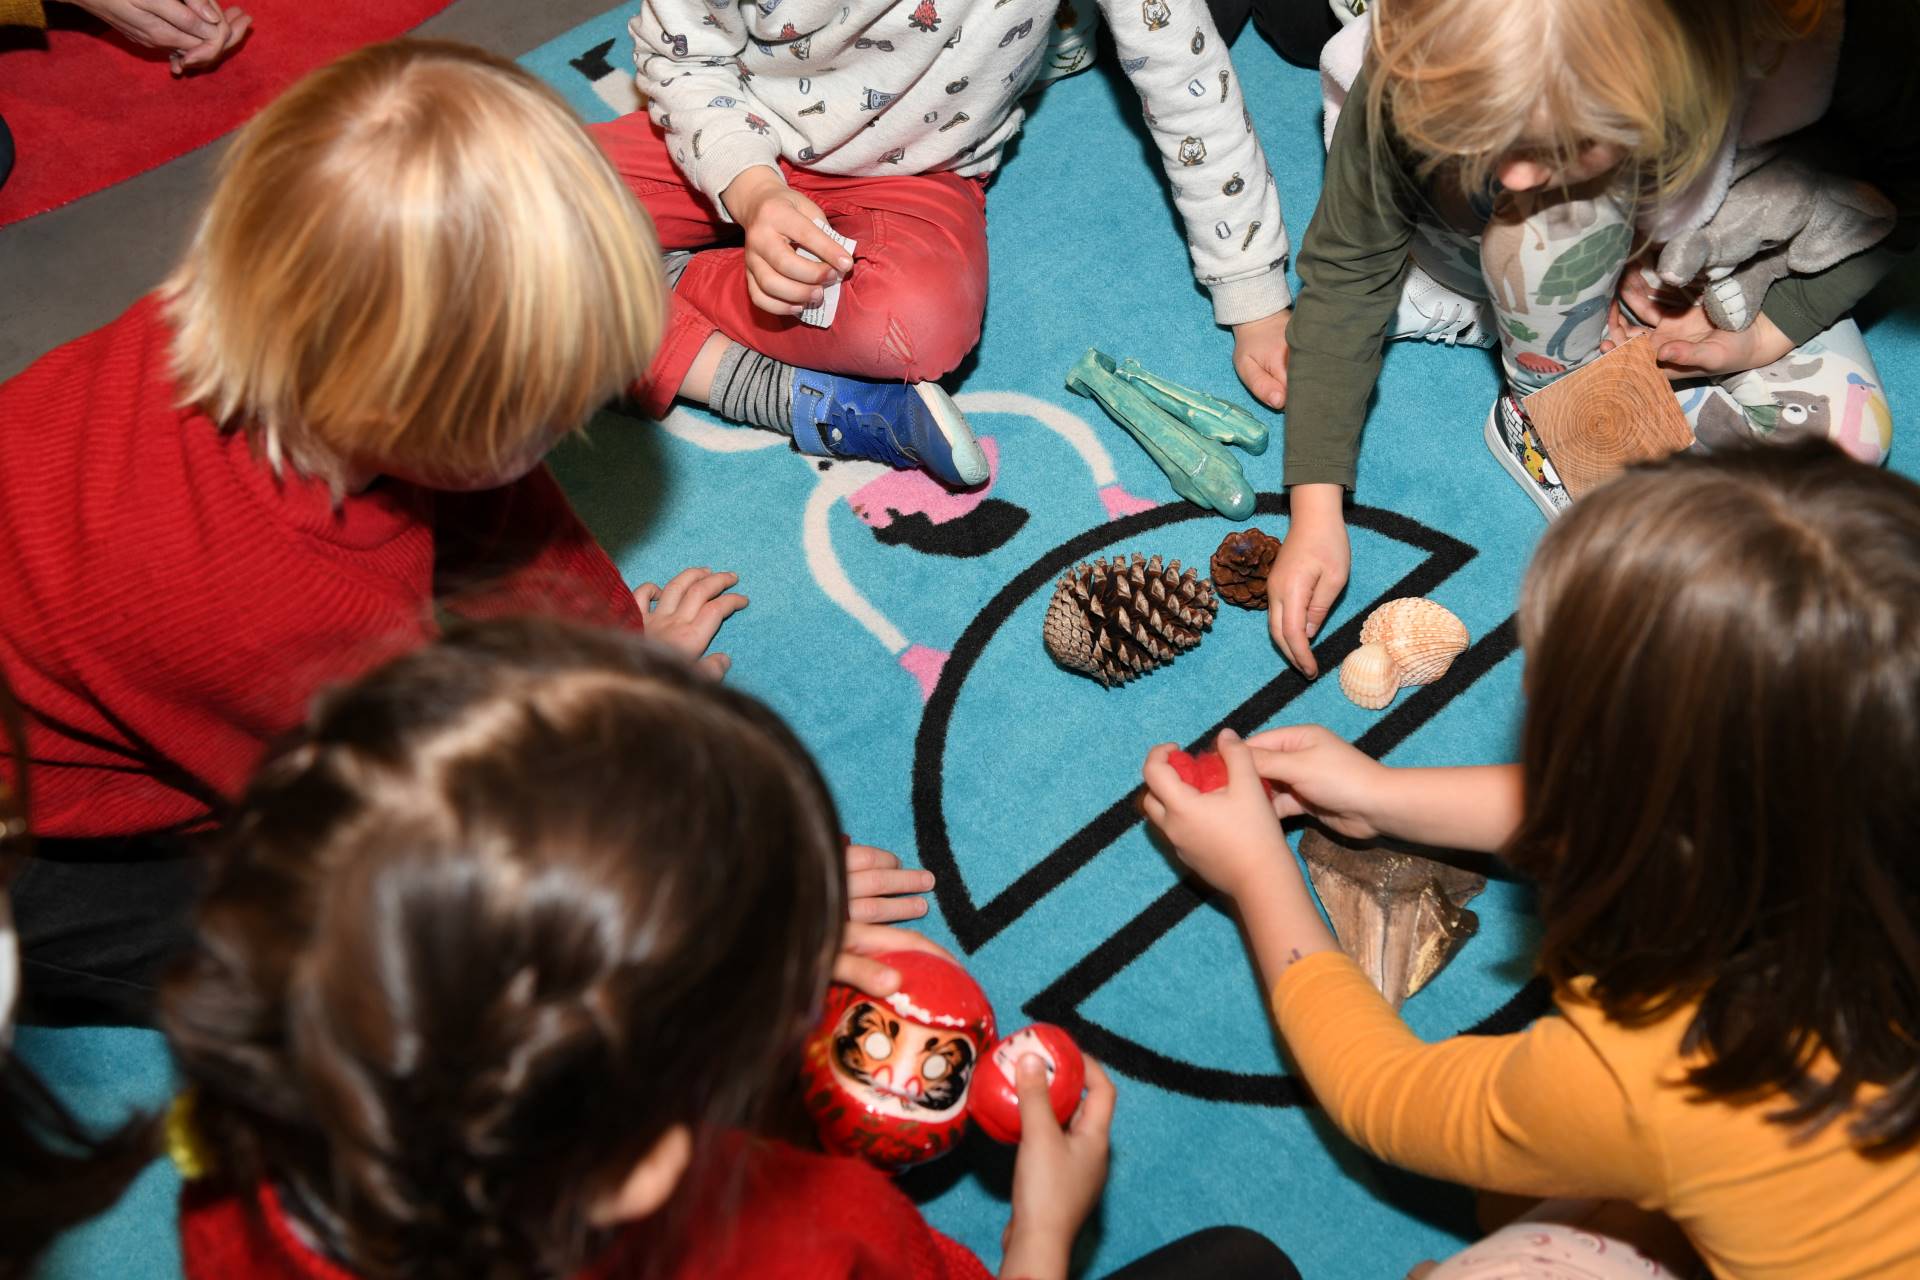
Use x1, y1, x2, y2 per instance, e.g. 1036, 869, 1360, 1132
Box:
1146, 442, 1920, 1278
1267, 0, 1913, 676
0, 40, 744, 1025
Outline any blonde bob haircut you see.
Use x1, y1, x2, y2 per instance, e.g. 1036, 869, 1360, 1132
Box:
161, 39, 665, 488
1365, 0, 1831, 203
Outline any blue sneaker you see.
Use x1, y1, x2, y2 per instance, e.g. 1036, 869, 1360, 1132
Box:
788, 372, 988, 487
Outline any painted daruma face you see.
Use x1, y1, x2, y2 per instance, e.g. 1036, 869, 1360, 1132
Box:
801, 950, 995, 1168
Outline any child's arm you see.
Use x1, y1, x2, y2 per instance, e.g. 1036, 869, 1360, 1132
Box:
1142, 732, 1657, 1200
1095, 0, 1293, 399
1245, 724, 1522, 854
1273, 67, 1420, 675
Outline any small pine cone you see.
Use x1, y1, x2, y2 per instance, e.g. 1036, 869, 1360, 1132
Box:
1043, 552, 1218, 686
1210, 528, 1282, 609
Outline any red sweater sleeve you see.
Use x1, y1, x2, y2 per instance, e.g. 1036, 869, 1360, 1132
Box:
0, 299, 636, 837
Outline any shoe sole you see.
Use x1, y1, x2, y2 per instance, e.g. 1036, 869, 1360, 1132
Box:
912, 382, 989, 487
1483, 401, 1565, 522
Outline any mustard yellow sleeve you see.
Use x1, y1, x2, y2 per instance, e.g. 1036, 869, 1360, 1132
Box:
1271, 952, 1664, 1201
0, 0, 46, 27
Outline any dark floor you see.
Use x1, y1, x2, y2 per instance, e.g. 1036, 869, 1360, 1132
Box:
0, 0, 619, 380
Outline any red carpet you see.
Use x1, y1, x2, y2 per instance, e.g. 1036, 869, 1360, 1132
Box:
0, 0, 456, 228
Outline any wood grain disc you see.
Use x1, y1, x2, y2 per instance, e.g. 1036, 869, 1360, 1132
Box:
1521, 337, 1695, 498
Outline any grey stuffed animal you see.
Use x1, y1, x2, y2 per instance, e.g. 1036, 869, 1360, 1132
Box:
1657, 148, 1895, 331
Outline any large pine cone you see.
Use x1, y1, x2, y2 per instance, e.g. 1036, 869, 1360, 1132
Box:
1210, 528, 1281, 609
1042, 553, 1217, 687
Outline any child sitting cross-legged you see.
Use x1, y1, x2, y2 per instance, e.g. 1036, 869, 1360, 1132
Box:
159, 618, 1299, 1280
1146, 442, 1920, 1279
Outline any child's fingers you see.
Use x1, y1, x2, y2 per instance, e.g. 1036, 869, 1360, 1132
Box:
1244, 724, 1323, 754
1015, 1054, 1066, 1141
632, 582, 661, 613
845, 844, 900, 873
675, 569, 740, 608
849, 894, 930, 924
1141, 792, 1168, 828
782, 207, 855, 275
847, 867, 935, 900
1140, 745, 1186, 803
843, 922, 955, 962
696, 651, 732, 680
745, 273, 805, 318
1071, 1057, 1116, 1138
833, 951, 901, 998
654, 566, 711, 615
748, 254, 823, 307
1276, 573, 1320, 678
1214, 728, 1262, 792
695, 592, 750, 630
1235, 351, 1287, 411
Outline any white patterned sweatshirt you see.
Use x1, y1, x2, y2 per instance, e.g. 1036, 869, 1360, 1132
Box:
629, 0, 1292, 323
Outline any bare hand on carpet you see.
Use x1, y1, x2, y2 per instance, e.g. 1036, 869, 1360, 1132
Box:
845, 842, 935, 924
1232, 307, 1292, 411
1266, 483, 1348, 677
631, 567, 748, 679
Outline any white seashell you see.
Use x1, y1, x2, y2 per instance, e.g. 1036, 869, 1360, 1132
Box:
1359, 598, 1468, 687
1339, 642, 1398, 710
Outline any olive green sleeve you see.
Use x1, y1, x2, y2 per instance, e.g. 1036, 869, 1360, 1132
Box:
1761, 0, 1920, 344
1282, 69, 1418, 490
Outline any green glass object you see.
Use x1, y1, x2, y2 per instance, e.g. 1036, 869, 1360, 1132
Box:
1066, 349, 1255, 520
1114, 357, 1269, 455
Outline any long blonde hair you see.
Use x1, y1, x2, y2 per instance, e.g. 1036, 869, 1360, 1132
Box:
161, 40, 665, 489
1364, 0, 1830, 201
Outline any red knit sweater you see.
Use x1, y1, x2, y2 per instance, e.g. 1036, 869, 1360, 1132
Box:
179, 1141, 992, 1280
0, 297, 642, 837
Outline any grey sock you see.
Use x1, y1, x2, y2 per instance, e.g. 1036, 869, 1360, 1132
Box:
662, 249, 694, 290
707, 343, 798, 436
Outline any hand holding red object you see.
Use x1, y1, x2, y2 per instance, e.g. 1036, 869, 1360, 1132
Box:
1167, 747, 1273, 797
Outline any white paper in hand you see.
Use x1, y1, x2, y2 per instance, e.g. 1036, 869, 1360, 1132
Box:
797, 220, 857, 329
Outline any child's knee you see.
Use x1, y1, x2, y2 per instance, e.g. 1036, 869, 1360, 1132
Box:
840, 289, 983, 382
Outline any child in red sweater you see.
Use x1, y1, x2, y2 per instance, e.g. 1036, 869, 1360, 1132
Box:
159, 618, 1295, 1280
0, 41, 745, 1024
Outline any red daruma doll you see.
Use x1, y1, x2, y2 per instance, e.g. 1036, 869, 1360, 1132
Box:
800, 950, 1085, 1168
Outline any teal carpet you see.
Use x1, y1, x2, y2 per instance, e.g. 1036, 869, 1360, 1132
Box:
25, 10, 1920, 1278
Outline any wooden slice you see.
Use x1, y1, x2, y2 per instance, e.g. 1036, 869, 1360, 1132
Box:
1521, 336, 1694, 498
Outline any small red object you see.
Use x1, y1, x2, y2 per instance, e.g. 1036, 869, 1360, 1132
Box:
800, 951, 995, 1169
969, 1023, 1086, 1144
1167, 747, 1273, 796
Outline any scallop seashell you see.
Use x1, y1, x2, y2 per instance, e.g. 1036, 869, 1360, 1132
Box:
1359, 598, 1469, 687
1339, 642, 1399, 710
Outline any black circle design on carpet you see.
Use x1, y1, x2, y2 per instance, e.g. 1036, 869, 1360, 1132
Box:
912, 494, 1551, 1105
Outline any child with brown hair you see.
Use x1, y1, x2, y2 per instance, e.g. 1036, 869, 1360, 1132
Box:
160, 618, 1297, 1280
0, 39, 743, 1025
1145, 441, 1920, 1277
1268, 0, 1914, 676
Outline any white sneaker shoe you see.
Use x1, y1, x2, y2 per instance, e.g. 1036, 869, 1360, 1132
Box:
1392, 267, 1498, 348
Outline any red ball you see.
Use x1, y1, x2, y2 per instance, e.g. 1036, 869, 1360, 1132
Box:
799, 951, 996, 1169
969, 1023, 1086, 1145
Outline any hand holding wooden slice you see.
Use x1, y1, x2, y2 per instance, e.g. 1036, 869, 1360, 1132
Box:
1520, 336, 1694, 498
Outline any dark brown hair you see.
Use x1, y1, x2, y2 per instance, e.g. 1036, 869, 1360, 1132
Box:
0, 678, 160, 1278
1510, 441, 1920, 1151
161, 619, 846, 1278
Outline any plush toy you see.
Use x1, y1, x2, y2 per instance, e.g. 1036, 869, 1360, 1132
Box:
800, 952, 1086, 1167
1656, 148, 1895, 332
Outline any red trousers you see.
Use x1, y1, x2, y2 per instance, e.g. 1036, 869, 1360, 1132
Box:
592, 115, 991, 418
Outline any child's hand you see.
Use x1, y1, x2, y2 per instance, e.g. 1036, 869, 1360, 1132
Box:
1604, 271, 1794, 379
1232, 308, 1291, 411
1142, 730, 1289, 901
845, 843, 935, 924
833, 922, 956, 999
1269, 485, 1349, 677
61, 0, 250, 73
633, 568, 747, 679
1000, 1056, 1115, 1280
1244, 725, 1389, 841
722, 166, 856, 318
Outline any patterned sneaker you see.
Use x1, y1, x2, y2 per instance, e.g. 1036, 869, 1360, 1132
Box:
1484, 393, 1572, 520
1392, 266, 1498, 349
789, 373, 988, 488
